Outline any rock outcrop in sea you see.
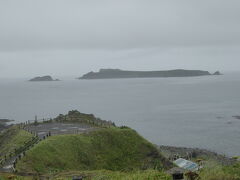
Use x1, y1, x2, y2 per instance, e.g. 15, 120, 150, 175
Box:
29, 76, 60, 81
213, 71, 222, 75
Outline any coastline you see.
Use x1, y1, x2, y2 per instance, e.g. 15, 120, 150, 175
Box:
159, 145, 237, 166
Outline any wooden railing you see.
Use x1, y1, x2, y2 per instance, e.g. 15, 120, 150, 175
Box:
0, 133, 40, 168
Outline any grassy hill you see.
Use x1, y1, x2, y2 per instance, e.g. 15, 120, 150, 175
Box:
16, 127, 172, 174
0, 126, 34, 164
0, 125, 239, 180
1, 111, 238, 179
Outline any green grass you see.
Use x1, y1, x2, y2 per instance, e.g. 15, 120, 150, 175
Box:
54, 110, 115, 127
16, 127, 172, 173
54, 170, 171, 180
2, 164, 240, 180
1, 125, 239, 180
0, 173, 32, 180
0, 170, 171, 180
199, 162, 240, 180
223, 162, 240, 178
0, 126, 33, 159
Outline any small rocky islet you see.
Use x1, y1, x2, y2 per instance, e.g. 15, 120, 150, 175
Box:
29, 76, 60, 82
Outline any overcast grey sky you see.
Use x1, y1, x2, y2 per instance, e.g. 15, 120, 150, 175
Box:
0, 0, 240, 78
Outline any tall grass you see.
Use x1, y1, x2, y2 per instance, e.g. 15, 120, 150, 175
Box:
199, 163, 240, 180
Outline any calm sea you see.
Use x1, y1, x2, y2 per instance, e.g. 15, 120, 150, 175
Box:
0, 73, 240, 156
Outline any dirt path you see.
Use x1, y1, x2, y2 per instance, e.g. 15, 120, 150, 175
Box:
25, 122, 96, 139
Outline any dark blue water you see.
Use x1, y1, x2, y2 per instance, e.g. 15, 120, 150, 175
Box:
0, 73, 240, 156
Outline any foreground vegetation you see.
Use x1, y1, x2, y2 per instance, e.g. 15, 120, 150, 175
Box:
160, 145, 240, 179
198, 162, 240, 180
0, 170, 171, 180
16, 127, 172, 174
1, 164, 240, 180
0, 110, 239, 180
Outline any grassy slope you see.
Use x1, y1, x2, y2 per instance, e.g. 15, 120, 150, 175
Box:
0, 126, 239, 179
0, 170, 171, 180
0, 126, 33, 158
2, 165, 240, 180
56, 170, 171, 180
16, 127, 172, 173
199, 164, 240, 180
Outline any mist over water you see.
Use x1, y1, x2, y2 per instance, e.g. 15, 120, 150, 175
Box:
0, 73, 240, 156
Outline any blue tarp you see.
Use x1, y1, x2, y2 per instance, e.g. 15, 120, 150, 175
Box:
174, 158, 199, 171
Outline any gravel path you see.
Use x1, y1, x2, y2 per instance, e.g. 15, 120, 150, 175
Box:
26, 122, 96, 139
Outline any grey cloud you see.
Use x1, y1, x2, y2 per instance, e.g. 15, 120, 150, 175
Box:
0, 0, 240, 78
0, 0, 240, 51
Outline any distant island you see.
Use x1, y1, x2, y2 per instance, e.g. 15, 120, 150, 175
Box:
29, 76, 60, 82
79, 69, 221, 79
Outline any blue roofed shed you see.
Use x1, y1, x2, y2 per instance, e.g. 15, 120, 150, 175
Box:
174, 158, 199, 171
